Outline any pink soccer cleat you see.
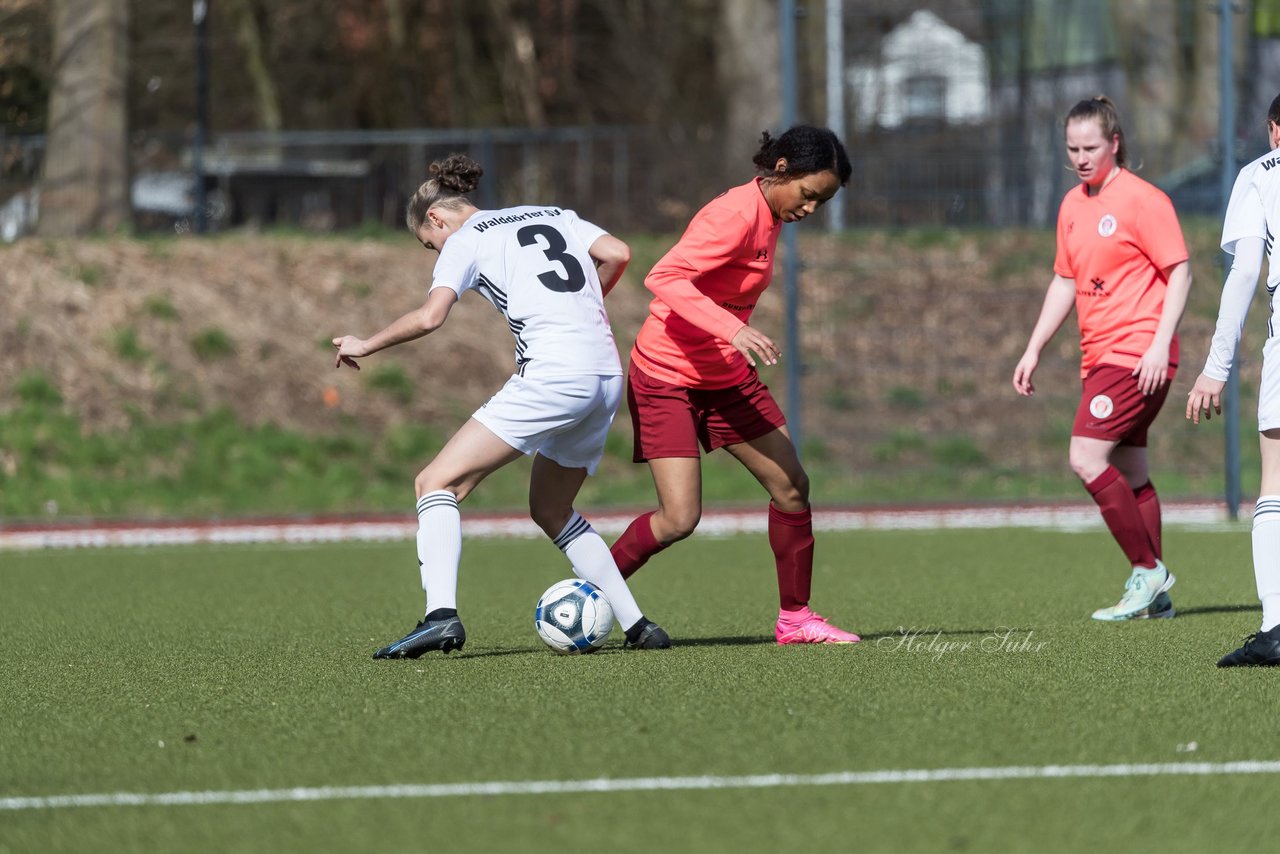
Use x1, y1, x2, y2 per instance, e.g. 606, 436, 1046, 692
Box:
775, 607, 861, 645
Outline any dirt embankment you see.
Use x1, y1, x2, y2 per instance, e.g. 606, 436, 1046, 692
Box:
0, 227, 1234, 482
0, 235, 523, 434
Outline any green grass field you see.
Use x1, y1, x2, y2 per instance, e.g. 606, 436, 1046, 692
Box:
2, 527, 1276, 853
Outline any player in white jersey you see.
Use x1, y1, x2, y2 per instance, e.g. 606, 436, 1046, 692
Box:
1187, 94, 1280, 666
331, 153, 671, 657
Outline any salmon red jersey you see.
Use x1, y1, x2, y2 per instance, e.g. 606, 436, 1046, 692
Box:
1053, 169, 1188, 377
632, 179, 781, 388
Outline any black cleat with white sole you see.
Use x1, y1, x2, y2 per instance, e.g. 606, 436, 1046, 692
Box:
623, 618, 672, 650
373, 614, 466, 659
1217, 625, 1280, 667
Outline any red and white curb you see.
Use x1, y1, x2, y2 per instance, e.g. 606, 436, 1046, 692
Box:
0, 501, 1243, 551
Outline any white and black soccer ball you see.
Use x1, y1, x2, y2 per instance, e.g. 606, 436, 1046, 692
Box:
534, 579, 614, 654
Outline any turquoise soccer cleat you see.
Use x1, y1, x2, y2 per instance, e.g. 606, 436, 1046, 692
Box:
1091, 561, 1176, 622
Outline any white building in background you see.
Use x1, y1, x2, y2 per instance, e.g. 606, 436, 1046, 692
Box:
0, 189, 37, 242
848, 10, 989, 130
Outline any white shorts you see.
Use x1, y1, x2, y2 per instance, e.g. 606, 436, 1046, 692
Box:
1261, 337, 1280, 431
473, 373, 623, 474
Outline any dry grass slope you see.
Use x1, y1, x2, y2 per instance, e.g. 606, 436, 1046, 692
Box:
0, 223, 1256, 500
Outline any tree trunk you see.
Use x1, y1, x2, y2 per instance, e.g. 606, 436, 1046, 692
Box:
1177, 2, 1221, 168
225, 0, 282, 133
383, 0, 424, 126
717, 0, 780, 173
1114, 0, 1180, 175
37, 0, 129, 236
483, 0, 547, 128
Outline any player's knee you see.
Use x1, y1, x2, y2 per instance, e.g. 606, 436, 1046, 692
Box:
413, 471, 437, 498
1067, 452, 1106, 484
415, 471, 466, 502
528, 503, 571, 538
656, 509, 700, 544
776, 471, 810, 507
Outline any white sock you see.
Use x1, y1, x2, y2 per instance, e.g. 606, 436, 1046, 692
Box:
1252, 496, 1280, 632
416, 490, 461, 615
553, 512, 643, 630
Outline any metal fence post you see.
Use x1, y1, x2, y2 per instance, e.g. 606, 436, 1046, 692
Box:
192, 0, 209, 234
1221, 0, 1241, 521
781, 0, 803, 457
825, 0, 845, 233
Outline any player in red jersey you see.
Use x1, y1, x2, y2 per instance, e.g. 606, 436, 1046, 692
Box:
1013, 96, 1192, 621
609, 125, 861, 644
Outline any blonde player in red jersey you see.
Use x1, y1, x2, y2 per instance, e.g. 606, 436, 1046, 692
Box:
609, 125, 861, 644
1014, 96, 1192, 621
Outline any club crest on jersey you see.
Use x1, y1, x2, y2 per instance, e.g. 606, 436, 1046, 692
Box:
1089, 394, 1114, 419
1097, 214, 1117, 237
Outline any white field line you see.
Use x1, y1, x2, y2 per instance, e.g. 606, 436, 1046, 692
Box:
4, 761, 1280, 811
0, 502, 1243, 551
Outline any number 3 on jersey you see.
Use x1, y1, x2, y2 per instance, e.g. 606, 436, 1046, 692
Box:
517, 223, 587, 293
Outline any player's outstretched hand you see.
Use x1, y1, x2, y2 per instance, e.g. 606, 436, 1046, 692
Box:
332, 335, 366, 370
1186, 372, 1225, 424
730, 325, 780, 368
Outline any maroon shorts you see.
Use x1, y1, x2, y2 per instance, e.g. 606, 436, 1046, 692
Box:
1071, 363, 1172, 446
626, 361, 787, 462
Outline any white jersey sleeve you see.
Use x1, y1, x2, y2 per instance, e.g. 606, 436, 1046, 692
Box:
1204, 152, 1280, 379
1222, 165, 1268, 255
560, 208, 608, 255
1203, 236, 1264, 381
428, 231, 481, 297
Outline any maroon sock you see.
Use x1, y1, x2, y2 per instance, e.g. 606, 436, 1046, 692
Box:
1085, 466, 1157, 568
768, 503, 814, 611
611, 511, 664, 580
1133, 480, 1162, 560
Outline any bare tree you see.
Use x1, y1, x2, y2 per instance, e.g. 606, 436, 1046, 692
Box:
1114, 0, 1233, 175
484, 0, 548, 127
225, 0, 282, 133
37, 0, 129, 236
1114, 0, 1181, 175
382, 0, 425, 126
717, 0, 780, 168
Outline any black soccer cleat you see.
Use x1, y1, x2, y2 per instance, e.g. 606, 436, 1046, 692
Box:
373, 615, 466, 659
623, 618, 672, 650
1217, 625, 1280, 668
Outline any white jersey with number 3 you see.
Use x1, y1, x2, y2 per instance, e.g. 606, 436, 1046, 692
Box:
429, 205, 621, 379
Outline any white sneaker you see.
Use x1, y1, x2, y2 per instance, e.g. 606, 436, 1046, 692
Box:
1146, 590, 1176, 619
1091, 560, 1176, 622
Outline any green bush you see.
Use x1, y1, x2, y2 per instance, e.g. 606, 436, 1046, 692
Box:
931, 435, 988, 468
366, 363, 415, 404
886, 385, 926, 409
14, 371, 62, 407
113, 327, 149, 362
73, 262, 106, 286
144, 295, 180, 320
382, 422, 441, 464
824, 387, 857, 411
191, 328, 237, 361
871, 429, 927, 463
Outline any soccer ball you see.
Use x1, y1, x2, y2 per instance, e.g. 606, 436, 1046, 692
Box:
534, 579, 614, 654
